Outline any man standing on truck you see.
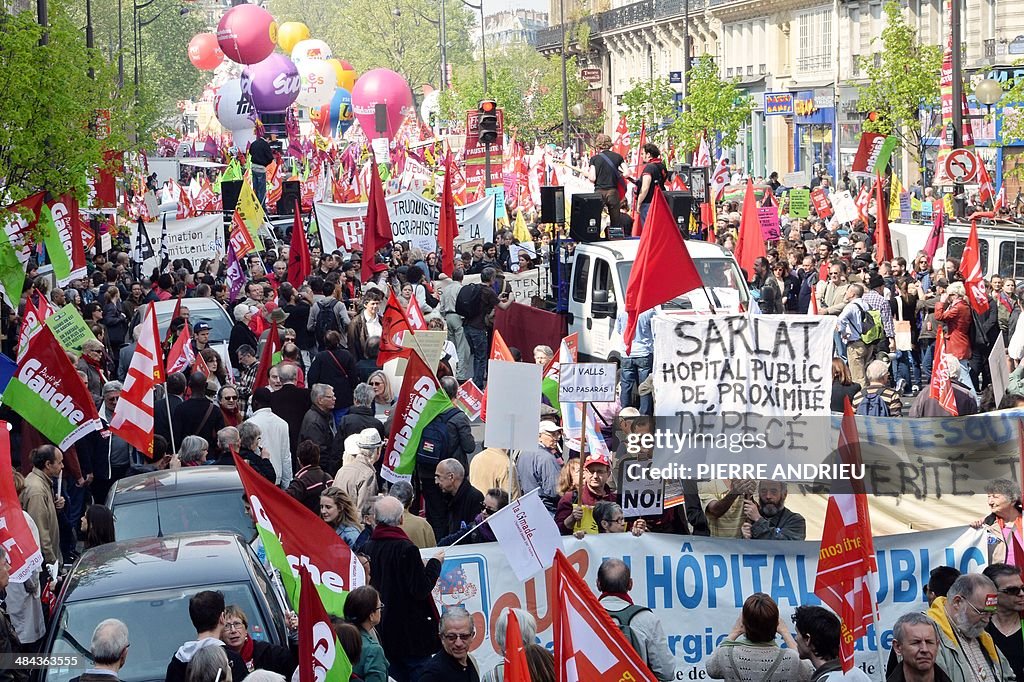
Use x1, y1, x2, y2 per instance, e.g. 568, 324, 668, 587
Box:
588, 134, 627, 228
249, 131, 276, 209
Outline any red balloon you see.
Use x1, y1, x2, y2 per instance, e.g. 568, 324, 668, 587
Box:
216, 4, 278, 65
188, 33, 224, 71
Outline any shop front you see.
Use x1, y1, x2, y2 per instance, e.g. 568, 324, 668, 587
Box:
792, 88, 836, 180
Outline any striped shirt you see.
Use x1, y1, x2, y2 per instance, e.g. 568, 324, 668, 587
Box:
851, 384, 903, 417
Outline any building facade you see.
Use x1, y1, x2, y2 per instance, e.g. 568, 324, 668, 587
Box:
478, 9, 549, 56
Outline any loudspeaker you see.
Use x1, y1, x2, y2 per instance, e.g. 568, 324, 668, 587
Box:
260, 112, 287, 138
374, 104, 388, 134
540, 186, 565, 224
277, 181, 301, 216
664, 191, 693, 239
569, 193, 603, 242
221, 180, 243, 213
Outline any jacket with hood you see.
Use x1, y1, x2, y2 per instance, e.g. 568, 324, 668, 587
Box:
165, 637, 249, 682
926, 596, 1017, 682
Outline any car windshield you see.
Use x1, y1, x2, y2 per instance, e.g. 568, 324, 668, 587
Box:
46, 582, 269, 682
616, 257, 749, 311
112, 491, 255, 541
156, 308, 232, 343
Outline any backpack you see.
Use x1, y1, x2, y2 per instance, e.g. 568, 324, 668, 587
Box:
455, 284, 484, 319
858, 303, 884, 345
416, 407, 460, 471
855, 390, 891, 417
314, 300, 342, 347
607, 604, 652, 657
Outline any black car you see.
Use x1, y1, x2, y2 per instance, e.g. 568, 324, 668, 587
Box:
107, 466, 255, 541
40, 532, 289, 682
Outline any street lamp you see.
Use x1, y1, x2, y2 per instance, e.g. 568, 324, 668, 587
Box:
974, 78, 1004, 114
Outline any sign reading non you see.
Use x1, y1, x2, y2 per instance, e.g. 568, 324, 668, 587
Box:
558, 363, 617, 402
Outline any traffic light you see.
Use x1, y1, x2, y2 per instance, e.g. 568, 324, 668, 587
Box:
478, 99, 498, 144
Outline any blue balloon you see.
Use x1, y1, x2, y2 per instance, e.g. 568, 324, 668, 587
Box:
329, 88, 353, 137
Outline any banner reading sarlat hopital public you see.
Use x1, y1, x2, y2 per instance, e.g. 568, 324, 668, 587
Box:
423, 528, 986, 681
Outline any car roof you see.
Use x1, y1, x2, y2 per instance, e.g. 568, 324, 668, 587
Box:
575, 238, 732, 261
110, 466, 242, 505
61, 532, 254, 602
148, 297, 227, 315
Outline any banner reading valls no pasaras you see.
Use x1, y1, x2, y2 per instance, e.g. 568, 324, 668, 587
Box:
314, 192, 495, 254
421, 528, 986, 682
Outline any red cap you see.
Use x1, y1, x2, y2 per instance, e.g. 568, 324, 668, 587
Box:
584, 453, 611, 469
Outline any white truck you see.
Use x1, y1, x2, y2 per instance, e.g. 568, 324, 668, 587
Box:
564, 239, 751, 361
889, 220, 1024, 279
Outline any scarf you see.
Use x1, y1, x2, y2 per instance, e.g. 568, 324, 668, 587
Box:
83, 353, 107, 382
238, 635, 254, 671
599, 591, 633, 605
371, 524, 412, 543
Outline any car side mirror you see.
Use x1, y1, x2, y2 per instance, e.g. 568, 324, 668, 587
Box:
593, 289, 609, 304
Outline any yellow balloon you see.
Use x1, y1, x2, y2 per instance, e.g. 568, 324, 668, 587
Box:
330, 58, 357, 93
277, 22, 310, 55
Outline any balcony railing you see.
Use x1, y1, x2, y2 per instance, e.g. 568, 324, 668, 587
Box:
536, 0, 708, 49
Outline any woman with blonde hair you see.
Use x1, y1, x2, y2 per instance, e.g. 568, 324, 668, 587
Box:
320, 487, 362, 548
556, 459, 580, 497
367, 370, 395, 422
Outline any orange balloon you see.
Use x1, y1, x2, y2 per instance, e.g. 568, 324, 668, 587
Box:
330, 59, 357, 93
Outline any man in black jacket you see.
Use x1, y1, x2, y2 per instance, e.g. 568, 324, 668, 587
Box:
249, 132, 275, 208
364, 496, 444, 682
154, 372, 186, 452
434, 459, 484, 540
165, 590, 248, 682
172, 372, 225, 448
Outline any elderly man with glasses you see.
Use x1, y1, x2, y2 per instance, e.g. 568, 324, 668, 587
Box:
419, 606, 480, 681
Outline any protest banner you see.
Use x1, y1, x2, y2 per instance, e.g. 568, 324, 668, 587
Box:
464, 268, 549, 305
485, 186, 506, 220
782, 171, 809, 187
620, 476, 664, 518
899, 192, 912, 221
455, 380, 484, 421
558, 362, 616, 402
130, 214, 223, 273
810, 188, 833, 217
831, 190, 860, 224
486, 488, 562, 581
484, 360, 541, 451
315, 192, 496, 254
653, 314, 836, 418
757, 205, 781, 241
789, 189, 810, 218
46, 304, 98, 353
421, 528, 986, 681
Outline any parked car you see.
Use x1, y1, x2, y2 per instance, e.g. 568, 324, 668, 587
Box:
107, 467, 254, 541
39, 532, 289, 682
130, 296, 232, 369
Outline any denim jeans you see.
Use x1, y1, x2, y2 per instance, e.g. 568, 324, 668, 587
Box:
893, 350, 919, 393
639, 202, 651, 227
919, 339, 935, 384
252, 170, 268, 209
620, 354, 653, 415
464, 325, 489, 389
59, 478, 88, 559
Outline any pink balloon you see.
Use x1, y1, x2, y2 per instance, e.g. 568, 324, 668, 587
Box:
216, 4, 278, 65
350, 68, 413, 140
188, 33, 223, 71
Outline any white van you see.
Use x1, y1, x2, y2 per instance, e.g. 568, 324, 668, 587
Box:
889, 220, 1024, 278
565, 239, 751, 361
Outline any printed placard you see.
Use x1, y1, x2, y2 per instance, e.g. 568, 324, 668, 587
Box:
558, 363, 617, 403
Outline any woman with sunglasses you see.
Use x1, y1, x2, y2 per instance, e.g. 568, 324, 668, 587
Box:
438, 489, 508, 546
366, 370, 395, 423
218, 386, 243, 427
221, 605, 296, 676
343, 586, 389, 682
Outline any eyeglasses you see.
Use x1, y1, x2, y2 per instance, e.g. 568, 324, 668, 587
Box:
610, 517, 625, 523
443, 632, 474, 642
223, 622, 246, 631
369, 381, 384, 386
375, 604, 385, 612
963, 599, 993, 618
481, 504, 498, 514
222, 396, 238, 401
1000, 586, 1024, 596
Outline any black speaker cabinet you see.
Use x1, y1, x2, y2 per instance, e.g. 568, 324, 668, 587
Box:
375, 104, 388, 134
569, 192, 604, 242
260, 112, 287, 139
664, 191, 693, 240
277, 180, 301, 215
540, 186, 565, 224
221, 180, 243, 213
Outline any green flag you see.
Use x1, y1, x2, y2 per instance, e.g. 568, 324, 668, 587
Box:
542, 376, 561, 415
222, 159, 243, 182
39, 204, 71, 285
0, 228, 24, 308
381, 351, 453, 483
872, 136, 900, 175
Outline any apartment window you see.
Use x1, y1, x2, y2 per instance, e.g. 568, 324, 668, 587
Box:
759, 63, 767, 75
797, 8, 832, 73
985, 39, 995, 59
727, 67, 734, 77
747, 65, 753, 76
851, 54, 860, 77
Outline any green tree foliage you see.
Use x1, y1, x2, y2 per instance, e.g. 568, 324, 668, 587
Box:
438, 45, 600, 142
620, 77, 676, 137
269, 0, 475, 89
0, 1, 136, 201
671, 55, 752, 154
852, 0, 941, 164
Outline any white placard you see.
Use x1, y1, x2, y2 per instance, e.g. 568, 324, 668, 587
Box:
620, 475, 664, 518
484, 360, 542, 451
558, 362, 617, 402
989, 333, 1010, 401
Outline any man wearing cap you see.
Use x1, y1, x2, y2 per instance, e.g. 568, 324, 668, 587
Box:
191, 322, 212, 356
514, 421, 564, 514
335, 427, 381, 512
229, 305, 259, 369
555, 452, 618, 535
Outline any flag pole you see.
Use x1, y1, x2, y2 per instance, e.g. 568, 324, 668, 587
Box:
573, 401, 588, 534
166, 388, 177, 453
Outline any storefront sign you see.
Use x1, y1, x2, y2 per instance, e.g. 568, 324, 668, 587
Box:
764, 93, 794, 116
795, 98, 817, 116
669, 71, 683, 84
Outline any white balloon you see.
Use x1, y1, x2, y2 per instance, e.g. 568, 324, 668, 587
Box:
296, 60, 337, 108
420, 90, 441, 124
215, 78, 254, 131
232, 126, 256, 150
290, 39, 332, 66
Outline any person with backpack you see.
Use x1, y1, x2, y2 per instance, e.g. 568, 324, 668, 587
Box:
457, 268, 510, 389
308, 280, 351, 352
415, 376, 476, 539
862, 272, 896, 358
851, 359, 903, 417
837, 283, 872, 387
596, 558, 675, 682
307, 331, 358, 431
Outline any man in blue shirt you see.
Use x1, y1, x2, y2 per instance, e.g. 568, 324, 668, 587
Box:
616, 308, 655, 415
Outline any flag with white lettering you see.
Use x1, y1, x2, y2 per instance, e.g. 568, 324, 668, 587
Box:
381, 350, 451, 483
44, 195, 86, 286
234, 451, 364, 617
0, 325, 101, 449
297, 566, 353, 682
487, 489, 562, 581
17, 296, 53, 362
0, 421, 42, 582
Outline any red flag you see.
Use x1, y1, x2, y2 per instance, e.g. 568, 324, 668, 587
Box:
623, 187, 703, 355
855, 186, 871, 224
631, 120, 647, 180
0, 422, 43, 581
297, 566, 351, 682
230, 209, 256, 260
406, 294, 427, 330
163, 297, 183, 346
734, 179, 767, 282
193, 351, 212, 379
252, 322, 280, 390
611, 116, 631, 158
977, 152, 995, 206
287, 200, 311, 288
1012, 527, 1024, 569
929, 328, 959, 416
491, 329, 515, 362
923, 209, 944, 262
813, 399, 879, 673
110, 303, 164, 459
551, 550, 657, 681
873, 173, 893, 264
454, 380, 485, 421
379, 289, 414, 365
166, 324, 196, 376
438, 152, 458, 276
504, 609, 531, 682
17, 296, 52, 362
959, 220, 990, 314
361, 159, 393, 283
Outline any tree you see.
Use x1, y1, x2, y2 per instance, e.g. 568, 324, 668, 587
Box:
0, 1, 136, 202
852, 0, 941, 167
620, 77, 676, 139
269, 0, 475, 90
671, 55, 752, 155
